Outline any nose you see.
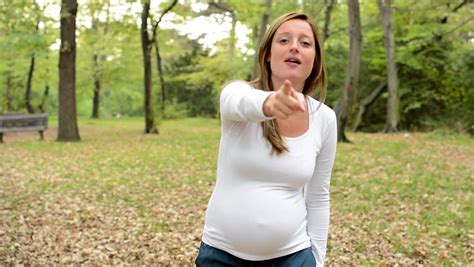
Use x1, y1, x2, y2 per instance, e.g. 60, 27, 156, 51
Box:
289, 39, 299, 53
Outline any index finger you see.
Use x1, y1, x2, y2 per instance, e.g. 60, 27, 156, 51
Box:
281, 80, 293, 95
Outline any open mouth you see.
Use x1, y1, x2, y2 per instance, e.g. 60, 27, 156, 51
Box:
284, 58, 301, 65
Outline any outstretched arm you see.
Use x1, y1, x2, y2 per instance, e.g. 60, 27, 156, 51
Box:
220, 81, 304, 122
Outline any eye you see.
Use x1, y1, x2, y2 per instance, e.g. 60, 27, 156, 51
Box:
301, 41, 312, 47
278, 38, 289, 44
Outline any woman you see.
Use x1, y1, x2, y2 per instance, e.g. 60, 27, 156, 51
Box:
196, 12, 337, 267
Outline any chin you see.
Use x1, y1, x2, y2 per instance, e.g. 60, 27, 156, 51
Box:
286, 76, 306, 83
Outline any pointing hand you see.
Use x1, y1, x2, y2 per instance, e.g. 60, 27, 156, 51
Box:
263, 80, 305, 119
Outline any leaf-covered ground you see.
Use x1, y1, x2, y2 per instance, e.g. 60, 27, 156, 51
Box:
1, 118, 472, 265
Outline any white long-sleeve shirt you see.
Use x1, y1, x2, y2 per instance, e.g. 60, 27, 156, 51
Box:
202, 81, 337, 266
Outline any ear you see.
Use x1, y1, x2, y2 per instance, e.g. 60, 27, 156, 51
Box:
266, 53, 271, 62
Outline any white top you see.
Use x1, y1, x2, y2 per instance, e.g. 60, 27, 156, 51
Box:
202, 81, 337, 266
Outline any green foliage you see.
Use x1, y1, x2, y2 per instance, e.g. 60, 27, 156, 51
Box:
328, 0, 474, 133
0, 0, 472, 133
0, 0, 56, 113
391, 1, 473, 132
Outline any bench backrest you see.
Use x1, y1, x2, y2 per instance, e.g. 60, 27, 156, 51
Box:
0, 113, 48, 132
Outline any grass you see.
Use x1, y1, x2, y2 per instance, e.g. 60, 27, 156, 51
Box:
0, 117, 472, 265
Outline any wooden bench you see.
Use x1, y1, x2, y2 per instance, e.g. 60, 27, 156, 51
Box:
0, 113, 48, 143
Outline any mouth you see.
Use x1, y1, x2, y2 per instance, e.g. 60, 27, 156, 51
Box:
284, 57, 301, 65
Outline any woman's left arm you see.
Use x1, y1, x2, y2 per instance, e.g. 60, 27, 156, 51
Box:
304, 109, 337, 266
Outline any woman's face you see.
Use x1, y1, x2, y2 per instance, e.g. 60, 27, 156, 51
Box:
267, 19, 316, 92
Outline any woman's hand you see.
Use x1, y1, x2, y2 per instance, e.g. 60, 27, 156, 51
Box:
263, 80, 306, 119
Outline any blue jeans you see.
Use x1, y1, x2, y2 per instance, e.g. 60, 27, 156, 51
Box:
195, 242, 316, 267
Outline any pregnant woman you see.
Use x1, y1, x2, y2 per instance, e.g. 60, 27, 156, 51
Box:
196, 12, 337, 267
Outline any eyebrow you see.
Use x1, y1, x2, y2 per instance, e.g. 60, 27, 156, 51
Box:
276, 32, 313, 39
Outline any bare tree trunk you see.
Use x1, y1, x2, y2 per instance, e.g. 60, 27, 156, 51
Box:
252, 0, 272, 80
322, 0, 335, 42
152, 0, 178, 119
25, 52, 35, 113
377, 0, 400, 132
58, 0, 80, 141
91, 53, 101, 118
38, 85, 49, 113
351, 82, 386, 132
141, 0, 158, 134
91, 0, 110, 119
24, 4, 43, 114
335, 0, 361, 143
154, 41, 165, 117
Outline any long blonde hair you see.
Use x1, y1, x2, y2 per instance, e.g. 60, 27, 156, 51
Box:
250, 12, 327, 154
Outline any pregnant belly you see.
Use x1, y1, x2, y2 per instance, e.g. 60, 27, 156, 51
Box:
205, 187, 309, 257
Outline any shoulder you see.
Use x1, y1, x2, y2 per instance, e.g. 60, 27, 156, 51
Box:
222, 80, 254, 91
220, 81, 253, 102
307, 96, 337, 143
307, 96, 336, 123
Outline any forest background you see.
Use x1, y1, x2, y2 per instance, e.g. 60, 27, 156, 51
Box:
1, 0, 473, 265
1, 0, 473, 135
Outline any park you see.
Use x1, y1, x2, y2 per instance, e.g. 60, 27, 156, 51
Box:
1, 0, 473, 265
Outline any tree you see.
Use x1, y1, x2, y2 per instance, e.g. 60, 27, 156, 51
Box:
335, 0, 361, 142
57, 0, 80, 141
88, 0, 111, 119
152, 0, 178, 118
252, 0, 272, 80
322, 0, 335, 42
351, 82, 386, 131
141, 0, 159, 134
0, 0, 44, 113
24, 2, 47, 114
377, 0, 399, 132
24, 15, 38, 114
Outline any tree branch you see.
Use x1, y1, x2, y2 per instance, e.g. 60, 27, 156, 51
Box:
452, 0, 468, 13
152, 0, 178, 40
443, 16, 474, 36
208, 1, 234, 15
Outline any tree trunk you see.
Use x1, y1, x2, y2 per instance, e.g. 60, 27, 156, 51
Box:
38, 85, 49, 113
155, 41, 166, 117
322, 0, 335, 42
25, 19, 41, 114
335, 0, 361, 143
151, 0, 178, 119
91, 54, 101, 119
90, 0, 110, 119
141, 0, 158, 134
351, 82, 386, 132
377, 0, 400, 132
25, 53, 36, 114
58, 0, 80, 141
252, 0, 272, 80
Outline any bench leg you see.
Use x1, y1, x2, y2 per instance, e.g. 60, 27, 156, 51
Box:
39, 131, 44, 141
0, 133, 3, 143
